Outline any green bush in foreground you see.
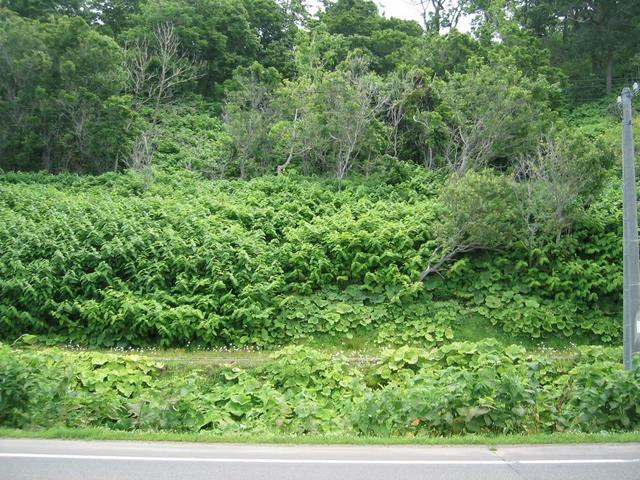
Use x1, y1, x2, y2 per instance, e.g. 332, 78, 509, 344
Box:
1, 340, 638, 436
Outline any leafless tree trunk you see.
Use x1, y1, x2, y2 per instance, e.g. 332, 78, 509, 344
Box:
277, 109, 311, 175
124, 22, 202, 112
385, 70, 422, 158
514, 137, 589, 244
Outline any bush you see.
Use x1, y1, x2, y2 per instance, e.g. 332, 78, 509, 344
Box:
1, 342, 637, 436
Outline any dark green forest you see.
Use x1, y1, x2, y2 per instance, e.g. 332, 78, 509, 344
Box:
1, 0, 640, 437
1, 0, 638, 175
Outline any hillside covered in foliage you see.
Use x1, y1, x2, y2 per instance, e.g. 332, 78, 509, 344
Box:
0, 160, 626, 348
1, 0, 638, 349
2, 0, 640, 439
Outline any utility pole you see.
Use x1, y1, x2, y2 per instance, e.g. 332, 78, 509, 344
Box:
621, 86, 640, 370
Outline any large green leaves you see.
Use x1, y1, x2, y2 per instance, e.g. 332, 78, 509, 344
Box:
2, 342, 636, 436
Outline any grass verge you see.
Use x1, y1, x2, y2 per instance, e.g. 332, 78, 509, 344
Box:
1, 427, 639, 446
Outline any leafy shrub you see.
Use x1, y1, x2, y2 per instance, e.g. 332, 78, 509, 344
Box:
544, 359, 640, 432
352, 365, 535, 436
1, 342, 637, 436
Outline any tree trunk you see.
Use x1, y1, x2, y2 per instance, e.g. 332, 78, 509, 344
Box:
41, 147, 52, 172
277, 109, 299, 175
606, 49, 613, 95
561, 15, 569, 62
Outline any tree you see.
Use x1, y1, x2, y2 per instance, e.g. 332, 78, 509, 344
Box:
382, 67, 424, 158
315, 56, 386, 185
127, 0, 260, 96
89, 0, 141, 37
241, 0, 299, 77
2, 0, 90, 20
513, 130, 610, 244
410, 0, 470, 33
561, 0, 639, 95
402, 30, 483, 78
313, 0, 423, 74
419, 170, 520, 279
0, 9, 52, 169
0, 11, 139, 173
488, 0, 640, 97
222, 63, 282, 178
123, 22, 202, 110
318, 0, 380, 37
274, 108, 306, 175
270, 75, 332, 175
4, 0, 141, 36
438, 58, 556, 175
278, 0, 310, 26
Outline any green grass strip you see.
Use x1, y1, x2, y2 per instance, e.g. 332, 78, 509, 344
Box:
1, 427, 639, 446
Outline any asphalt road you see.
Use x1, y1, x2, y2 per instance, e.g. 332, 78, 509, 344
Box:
1, 439, 639, 480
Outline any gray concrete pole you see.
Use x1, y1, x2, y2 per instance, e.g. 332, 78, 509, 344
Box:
621, 87, 640, 370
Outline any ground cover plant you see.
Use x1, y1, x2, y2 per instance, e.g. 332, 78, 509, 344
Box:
0, 168, 624, 348
1, 341, 638, 436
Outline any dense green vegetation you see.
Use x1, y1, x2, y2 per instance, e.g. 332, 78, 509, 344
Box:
2, 0, 639, 174
0, 165, 625, 347
2, 341, 639, 435
1, 0, 640, 440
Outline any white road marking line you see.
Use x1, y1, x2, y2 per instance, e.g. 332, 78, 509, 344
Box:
518, 459, 640, 464
0, 453, 638, 465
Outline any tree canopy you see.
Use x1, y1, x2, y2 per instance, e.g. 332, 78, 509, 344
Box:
1, 0, 638, 175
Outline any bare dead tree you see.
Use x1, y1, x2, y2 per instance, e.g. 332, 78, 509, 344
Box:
124, 22, 202, 112
328, 58, 386, 188
122, 22, 202, 183
384, 69, 422, 157
123, 38, 153, 105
